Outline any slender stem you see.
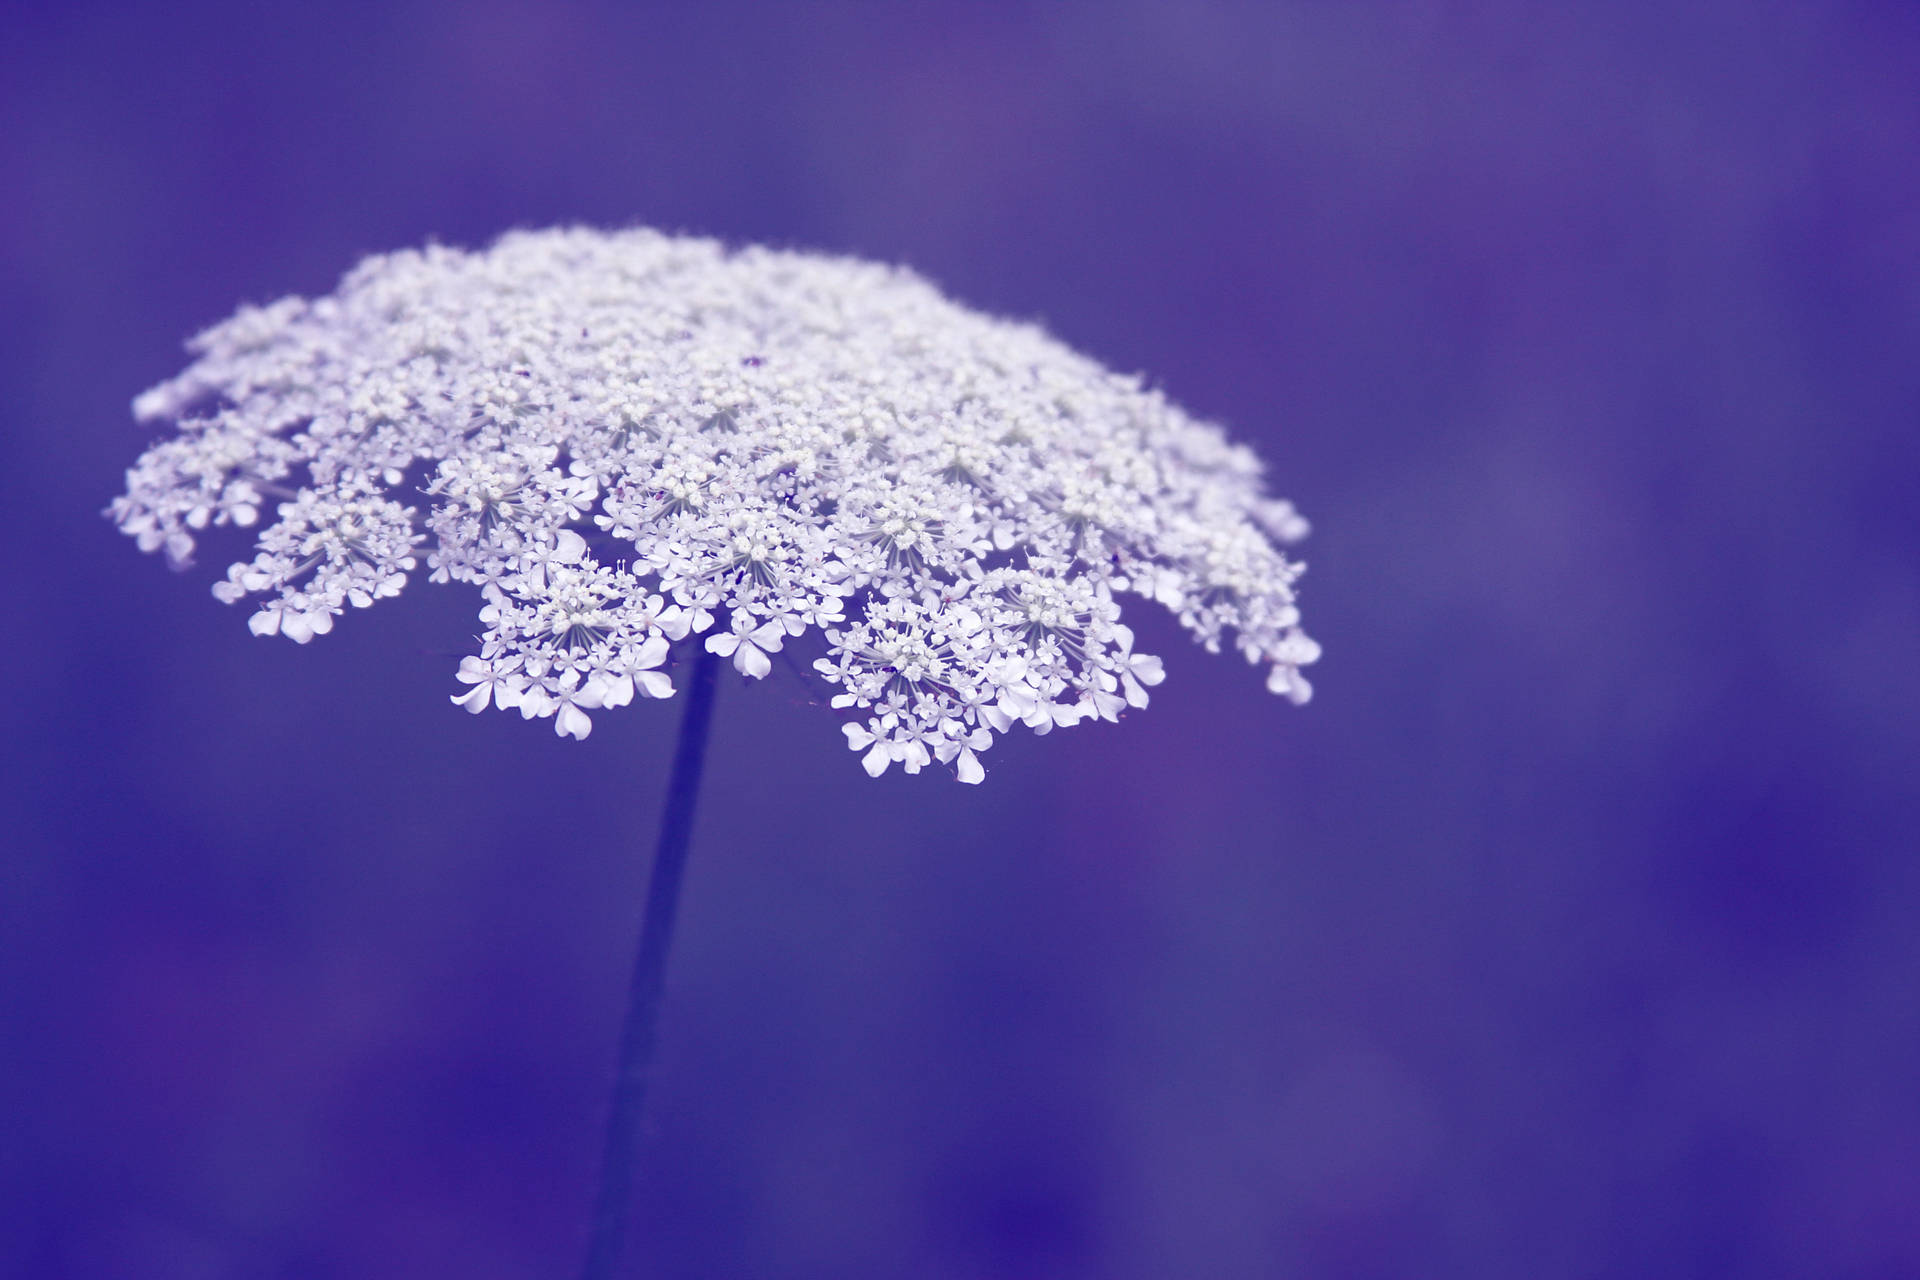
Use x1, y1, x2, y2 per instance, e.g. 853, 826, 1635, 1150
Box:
580, 643, 722, 1280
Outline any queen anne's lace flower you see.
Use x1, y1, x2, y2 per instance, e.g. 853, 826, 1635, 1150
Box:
111, 227, 1319, 781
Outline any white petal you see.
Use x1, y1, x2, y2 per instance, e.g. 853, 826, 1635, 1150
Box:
636, 671, 675, 699
554, 528, 588, 563
632, 634, 669, 668
556, 703, 593, 739
737, 643, 772, 680
451, 684, 491, 713
997, 687, 1038, 719
598, 674, 635, 708
1275, 631, 1322, 666
955, 749, 985, 785
705, 632, 741, 656
861, 742, 891, 777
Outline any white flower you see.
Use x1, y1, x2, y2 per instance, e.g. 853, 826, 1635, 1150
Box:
702, 612, 794, 680
450, 653, 526, 714
113, 227, 1319, 781
600, 634, 675, 705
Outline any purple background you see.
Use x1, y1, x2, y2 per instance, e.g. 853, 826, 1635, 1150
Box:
4, 3, 1917, 1277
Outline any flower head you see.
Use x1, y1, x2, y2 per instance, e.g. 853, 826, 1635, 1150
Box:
111, 227, 1319, 780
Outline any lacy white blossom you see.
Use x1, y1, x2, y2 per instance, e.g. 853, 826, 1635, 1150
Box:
111, 227, 1320, 780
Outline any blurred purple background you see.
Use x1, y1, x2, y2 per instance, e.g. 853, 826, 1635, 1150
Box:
4, 2, 1917, 1277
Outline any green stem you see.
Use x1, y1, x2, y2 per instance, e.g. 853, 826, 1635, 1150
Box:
580, 643, 721, 1280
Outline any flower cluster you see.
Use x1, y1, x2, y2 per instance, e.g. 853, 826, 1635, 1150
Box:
111, 227, 1319, 780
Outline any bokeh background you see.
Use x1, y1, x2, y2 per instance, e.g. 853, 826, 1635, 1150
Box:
4, 2, 1917, 1277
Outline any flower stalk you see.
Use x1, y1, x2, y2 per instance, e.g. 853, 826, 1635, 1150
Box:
580, 642, 721, 1280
